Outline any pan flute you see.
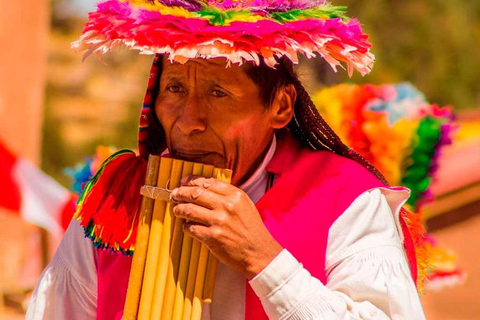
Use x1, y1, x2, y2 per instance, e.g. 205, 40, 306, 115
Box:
122, 155, 232, 320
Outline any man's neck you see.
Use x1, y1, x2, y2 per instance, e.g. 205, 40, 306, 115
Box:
239, 135, 277, 193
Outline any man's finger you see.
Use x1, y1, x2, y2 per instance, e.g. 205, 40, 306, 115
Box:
181, 176, 233, 195
173, 203, 216, 226
171, 185, 224, 209
183, 221, 212, 244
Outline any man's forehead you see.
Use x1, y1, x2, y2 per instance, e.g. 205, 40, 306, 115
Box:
161, 56, 249, 83
163, 56, 229, 67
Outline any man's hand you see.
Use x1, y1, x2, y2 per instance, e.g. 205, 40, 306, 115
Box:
171, 176, 283, 279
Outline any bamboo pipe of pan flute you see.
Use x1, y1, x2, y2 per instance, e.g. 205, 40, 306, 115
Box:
172, 163, 204, 320
122, 155, 160, 320
190, 166, 220, 320
182, 238, 201, 320
137, 157, 173, 319
182, 165, 214, 320
160, 161, 194, 319
150, 159, 185, 319
203, 168, 233, 303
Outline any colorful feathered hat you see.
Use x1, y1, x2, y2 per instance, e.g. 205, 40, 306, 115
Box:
72, 0, 374, 76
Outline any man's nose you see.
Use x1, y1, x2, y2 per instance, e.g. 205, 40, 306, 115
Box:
175, 94, 207, 135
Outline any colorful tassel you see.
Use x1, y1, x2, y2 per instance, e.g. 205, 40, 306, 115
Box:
73, 149, 147, 255
400, 207, 429, 292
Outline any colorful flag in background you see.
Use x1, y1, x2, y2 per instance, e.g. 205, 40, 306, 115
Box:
0, 139, 76, 235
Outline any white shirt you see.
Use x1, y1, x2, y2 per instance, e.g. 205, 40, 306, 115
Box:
26, 137, 425, 319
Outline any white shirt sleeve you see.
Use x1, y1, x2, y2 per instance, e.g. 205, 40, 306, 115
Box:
26, 219, 98, 320
249, 188, 426, 320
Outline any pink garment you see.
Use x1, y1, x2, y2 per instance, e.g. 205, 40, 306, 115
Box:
95, 131, 413, 320
96, 250, 132, 320
245, 131, 387, 320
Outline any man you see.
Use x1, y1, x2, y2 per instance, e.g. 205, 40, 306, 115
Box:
28, 1, 426, 319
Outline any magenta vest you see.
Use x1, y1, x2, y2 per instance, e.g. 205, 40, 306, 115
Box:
95, 133, 415, 320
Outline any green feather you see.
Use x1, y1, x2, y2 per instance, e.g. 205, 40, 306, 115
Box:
196, 7, 252, 25
195, 4, 349, 26
401, 116, 443, 209
271, 6, 349, 23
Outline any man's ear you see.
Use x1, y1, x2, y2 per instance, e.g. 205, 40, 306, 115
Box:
270, 84, 296, 129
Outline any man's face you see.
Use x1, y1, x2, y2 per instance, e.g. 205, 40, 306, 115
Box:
155, 57, 278, 185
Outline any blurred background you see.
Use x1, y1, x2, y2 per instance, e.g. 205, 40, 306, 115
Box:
0, 0, 479, 319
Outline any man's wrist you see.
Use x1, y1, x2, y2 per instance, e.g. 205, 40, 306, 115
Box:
245, 241, 283, 280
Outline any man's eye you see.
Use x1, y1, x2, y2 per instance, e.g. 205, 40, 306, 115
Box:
211, 89, 227, 98
167, 85, 182, 93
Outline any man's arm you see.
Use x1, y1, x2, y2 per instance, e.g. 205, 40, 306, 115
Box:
248, 188, 425, 320
26, 220, 97, 320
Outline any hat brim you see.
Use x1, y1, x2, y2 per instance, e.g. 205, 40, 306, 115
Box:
72, 0, 374, 76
